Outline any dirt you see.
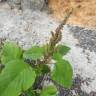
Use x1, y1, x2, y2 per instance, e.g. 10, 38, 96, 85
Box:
49, 0, 96, 28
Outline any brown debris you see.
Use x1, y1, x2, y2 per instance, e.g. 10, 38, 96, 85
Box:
49, 0, 96, 28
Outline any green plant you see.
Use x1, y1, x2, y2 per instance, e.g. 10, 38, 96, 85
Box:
0, 10, 73, 96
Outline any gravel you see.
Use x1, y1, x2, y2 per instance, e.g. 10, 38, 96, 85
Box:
0, 3, 96, 95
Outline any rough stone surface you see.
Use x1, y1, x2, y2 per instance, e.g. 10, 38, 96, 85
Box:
7, 0, 45, 10
68, 25, 96, 52
7, 0, 21, 9
0, 3, 96, 96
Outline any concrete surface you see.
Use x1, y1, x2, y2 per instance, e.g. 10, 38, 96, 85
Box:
0, 3, 96, 95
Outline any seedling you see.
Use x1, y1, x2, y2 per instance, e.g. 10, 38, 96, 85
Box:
0, 10, 73, 96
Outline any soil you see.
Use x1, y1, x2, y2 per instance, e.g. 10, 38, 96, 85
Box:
49, 0, 96, 28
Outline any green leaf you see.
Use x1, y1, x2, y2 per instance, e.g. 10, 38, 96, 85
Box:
1, 42, 23, 64
56, 45, 70, 55
23, 46, 44, 60
41, 64, 50, 74
53, 53, 62, 61
52, 59, 73, 89
40, 85, 57, 96
35, 64, 50, 76
0, 64, 5, 73
0, 60, 36, 96
23, 88, 35, 96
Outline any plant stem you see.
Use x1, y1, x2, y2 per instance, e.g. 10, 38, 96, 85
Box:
39, 9, 73, 65
32, 9, 73, 95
